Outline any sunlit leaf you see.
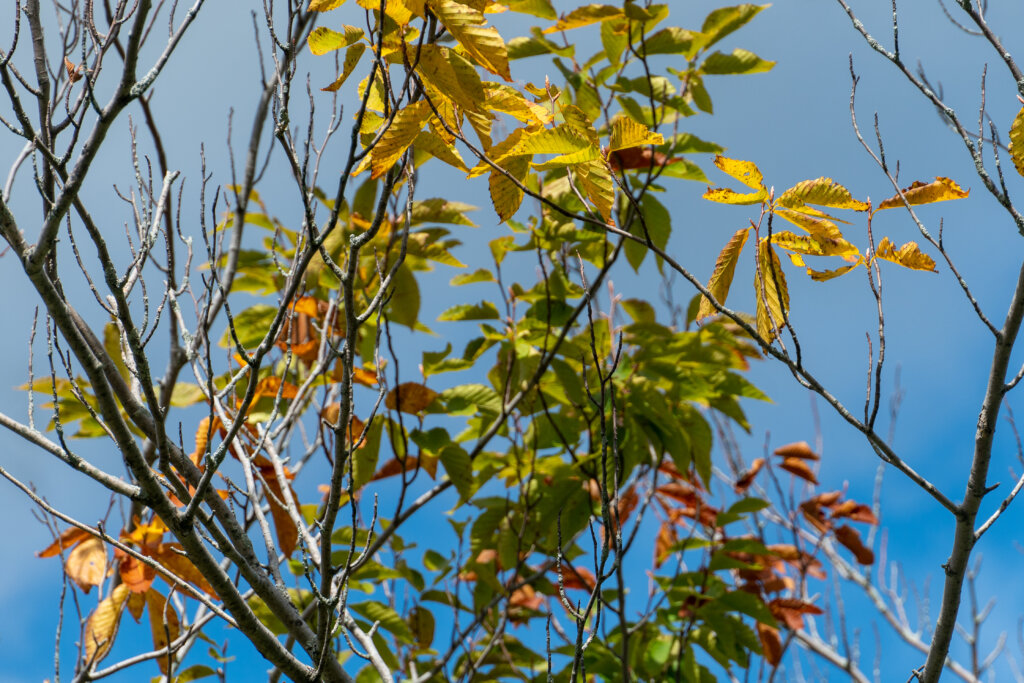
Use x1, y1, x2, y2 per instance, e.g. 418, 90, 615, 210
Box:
777, 177, 868, 211
146, 589, 181, 674
38, 526, 91, 558
307, 25, 364, 56
778, 457, 818, 485
574, 159, 615, 222
84, 584, 130, 664
773, 441, 820, 460
698, 227, 749, 320
321, 44, 365, 92
543, 4, 622, 33
875, 176, 970, 210
1010, 106, 1024, 177
701, 48, 775, 75
608, 116, 664, 151
66, 537, 107, 593
769, 230, 858, 257
431, 0, 511, 80
439, 443, 473, 501
754, 238, 789, 343
713, 155, 764, 189
703, 187, 768, 205
835, 524, 875, 565
370, 100, 433, 179
875, 237, 937, 272
702, 4, 767, 47
308, 0, 346, 9
386, 382, 439, 414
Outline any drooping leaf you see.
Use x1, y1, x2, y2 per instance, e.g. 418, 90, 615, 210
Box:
308, 0, 346, 10
370, 100, 433, 179
769, 230, 858, 257
66, 537, 107, 593
698, 227, 749, 320
875, 237, 937, 272
754, 238, 789, 343
702, 4, 767, 47
37, 526, 92, 558
146, 589, 182, 675
640, 27, 705, 59
543, 4, 622, 33
322, 44, 366, 92
834, 524, 875, 565
574, 159, 615, 222
431, 0, 511, 80
84, 584, 130, 665
439, 443, 474, 501
1010, 106, 1024, 177
875, 177, 969, 210
773, 441, 820, 460
703, 187, 768, 205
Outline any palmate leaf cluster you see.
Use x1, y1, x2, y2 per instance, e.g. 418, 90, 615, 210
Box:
24, 1, 879, 681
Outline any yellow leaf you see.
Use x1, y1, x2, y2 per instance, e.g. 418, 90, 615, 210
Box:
66, 537, 107, 593
609, 115, 663, 151
754, 238, 789, 342
774, 207, 844, 241
308, 0, 346, 9
482, 83, 553, 125
490, 156, 530, 222
875, 177, 969, 211
777, 177, 868, 211
713, 155, 764, 190
84, 584, 130, 664
307, 26, 364, 56
470, 127, 526, 178
543, 4, 623, 33
321, 44, 365, 92
574, 159, 615, 223
769, 230, 858, 257
357, 0, 414, 23
414, 130, 469, 172
370, 100, 433, 179
145, 590, 181, 675
875, 237, 937, 272
509, 124, 595, 161
698, 227, 749, 320
386, 382, 439, 414
430, 0, 511, 80
806, 258, 863, 282
703, 187, 767, 205
1010, 106, 1024, 177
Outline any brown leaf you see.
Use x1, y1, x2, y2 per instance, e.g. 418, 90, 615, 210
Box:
830, 500, 879, 525
757, 622, 783, 666
834, 524, 875, 565
734, 457, 765, 493
769, 598, 823, 630
63, 57, 83, 83
145, 589, 181, 675
778, 457, 819, 485
608, 146, 673, 172
257, 465, 300, 558
66, 537, 107, 593
557, 564, 596, 591
654, 521, 678, 569
773, 441, 819, 461
385, 382, 438, 414
250, 376, 300, 401
371, 456, 420, 481
84, 584, 130, 664
38, 526, 91, 558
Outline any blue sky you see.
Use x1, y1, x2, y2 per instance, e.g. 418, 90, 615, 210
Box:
3, 0, 1024, 680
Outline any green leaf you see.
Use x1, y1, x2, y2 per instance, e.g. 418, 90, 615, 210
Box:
220, 305, 277, 349
307, 25, 364, 56
439, 443, 474, 501
438, 301, 500, 321
350, 601, 414, 643
173, 665, 217, 683
701, 4, 767, 47
1010, 106, 1024, 177
701, 48, 775, 75
351, 418, 384, 490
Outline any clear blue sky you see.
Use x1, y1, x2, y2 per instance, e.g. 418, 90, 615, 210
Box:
2, 1, 1024, 680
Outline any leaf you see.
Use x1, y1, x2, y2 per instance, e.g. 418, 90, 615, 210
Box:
84, 584, 130, 664
754, 239, 789, 343
307, 26, 364, 55
146, 589, 181, 674
876, 176, 970, 210
773, 441, 820, 461
769, 598, 824, 630
438, 301, 500, 321
1010, 106, 1024, 177
491, 157, 531, 222
308, 0, 346, 9
66, 537, 107, 593
774, 207, 844, 241
351, 417, 384, 490
698, 227, 749, 320
322, 44, 366, 92
769, 230, 858, 258
875, 237, 937, 272
386, 382, 439, 414
370, 100, 433, 179
701, 48, 775, 75
713, 155, 764, 189
757, 623, 783, 665
654, 522, 677, 569
777, 177, 868, 211
543, 4, 622, 33
150, 544, 219, 599
609, 116, 664, 151
734, 457, 765, 493
831, 500, 879, 525
641, 27, 705, 58
119, 554, 156, 594
431, 0, 511, 80
778, 457, 818, 485
702, 4, 767, 47
834, 524, 875, 565
257, 465, 300, 558
439, 443, 473, 501
408, 606, 435, 650
38, 526, 92, 558
574, 159, 615, 223
806, 260, 862, 282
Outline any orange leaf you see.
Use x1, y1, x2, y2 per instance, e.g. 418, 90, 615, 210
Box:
834, 524, 874, 565
773, 441, 819, 461
118, 554, 156, 593
145, 589, 181, 674
385, 382, 438, 414
654, 521, 678, 569
251, 376, 301, 401
257, 466, 300, 558
126, 591, 146, 622
150, 543, 218, 598
876, 176, 969, 210
608, 146, 673, 171
371, 456, 420, 481
734, 457, 765, 493
831, 500, 879, 525
38, 526, 92, 558
757, 622, 783, 665
557, 564, 596, 591
769, 598, 823, 630
84, 584, 130, 664
66, 537, 107, 593
778, 457, 818, 485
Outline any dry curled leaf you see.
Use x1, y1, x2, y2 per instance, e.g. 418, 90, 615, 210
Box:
834, 524, 875, 565
778, 457, 819, 485
734, 457, 765, 493
773, 441, 819, 460
385, 382, 438, 414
